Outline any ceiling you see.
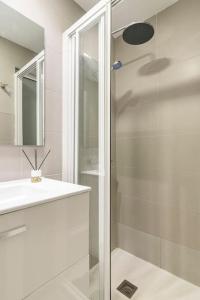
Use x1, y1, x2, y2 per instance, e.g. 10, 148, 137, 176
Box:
0, 1, 44, 53
74, 0, 99, 11
74, 0, 179, 35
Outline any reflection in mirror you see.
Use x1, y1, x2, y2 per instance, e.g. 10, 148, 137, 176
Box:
0, 0, 45, 146
15, 51, 44, 145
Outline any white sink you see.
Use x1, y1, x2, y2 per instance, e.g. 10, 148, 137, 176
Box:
0, 185, 47, 201
0, 178, 90, 214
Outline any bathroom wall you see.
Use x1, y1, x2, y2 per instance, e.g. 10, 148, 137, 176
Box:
0, 0, 84, 181
0, 36, 36, 144
114, 0, 200, 286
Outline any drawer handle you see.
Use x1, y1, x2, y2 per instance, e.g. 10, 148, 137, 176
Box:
0, 225, 27, 240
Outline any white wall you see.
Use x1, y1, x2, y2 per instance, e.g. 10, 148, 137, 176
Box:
0, 0, 84, 181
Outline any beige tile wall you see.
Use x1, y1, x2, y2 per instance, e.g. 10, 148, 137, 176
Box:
0, 0, 84, 182
113, 0, 200, 286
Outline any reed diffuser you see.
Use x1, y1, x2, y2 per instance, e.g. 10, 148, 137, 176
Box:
22, 149, 51, 183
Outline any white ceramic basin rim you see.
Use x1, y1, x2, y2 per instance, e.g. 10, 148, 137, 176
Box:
0, 185, 48, 202
0, 178, 90, 215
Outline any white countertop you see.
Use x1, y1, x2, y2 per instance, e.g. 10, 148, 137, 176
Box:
0, 178, 91, 215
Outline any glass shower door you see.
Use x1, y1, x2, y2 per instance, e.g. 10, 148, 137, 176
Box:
78, 21, 99, 268
63, 1, 111, 299
77, 22, 101, 300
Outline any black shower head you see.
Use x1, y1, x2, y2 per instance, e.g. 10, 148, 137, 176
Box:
123, 22, 154, 45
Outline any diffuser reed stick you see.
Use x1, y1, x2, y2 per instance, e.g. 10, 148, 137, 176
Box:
22, 149, 35, 170
22, 149, 51, 171
35, 149, 38, 170
38, 149, 51, 170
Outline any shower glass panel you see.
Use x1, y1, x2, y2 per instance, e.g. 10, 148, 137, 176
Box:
77, 23, 100, 299
111, 0, 200, 298
63, 1, 111, 299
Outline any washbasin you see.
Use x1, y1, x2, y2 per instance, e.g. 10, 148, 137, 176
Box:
0, 185, 48, 202
0, 178, 90, 215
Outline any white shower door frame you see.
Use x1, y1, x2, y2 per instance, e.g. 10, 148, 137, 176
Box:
62, 1, 111, 299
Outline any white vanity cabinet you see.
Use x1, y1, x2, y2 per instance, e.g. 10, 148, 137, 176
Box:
0, 190, 89, 300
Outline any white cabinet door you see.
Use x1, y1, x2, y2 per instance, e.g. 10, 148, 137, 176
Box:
0, 193, 89, 300
0, 210, 26, 300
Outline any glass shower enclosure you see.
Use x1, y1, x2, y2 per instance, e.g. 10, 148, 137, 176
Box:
110, 0, 200, 299
62, 1, 111, 299
64, 0, 200, 299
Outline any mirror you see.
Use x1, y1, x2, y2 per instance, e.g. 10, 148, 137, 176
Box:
0, 1, 45, 146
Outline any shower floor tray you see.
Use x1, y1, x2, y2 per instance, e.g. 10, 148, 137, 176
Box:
112, 248, 200, 300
